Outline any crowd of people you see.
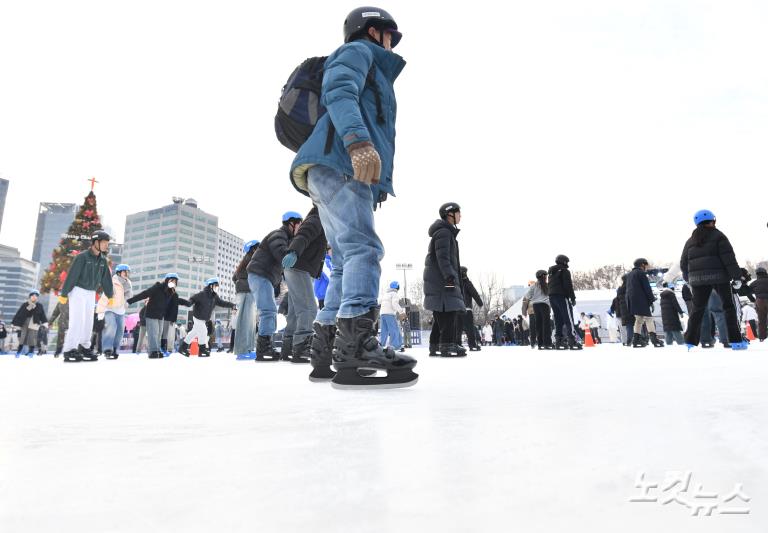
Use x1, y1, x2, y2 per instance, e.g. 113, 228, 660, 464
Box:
3, 7, 766, 392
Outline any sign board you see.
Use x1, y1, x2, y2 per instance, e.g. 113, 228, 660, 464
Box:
395, 263, 413, 270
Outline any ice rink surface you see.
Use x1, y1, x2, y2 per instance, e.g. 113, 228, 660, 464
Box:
2, 342, 767, 533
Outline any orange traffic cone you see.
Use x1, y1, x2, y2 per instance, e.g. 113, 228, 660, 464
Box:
583, 327, 595, 347
746, 323, 756, 341
190, 339, 199, 356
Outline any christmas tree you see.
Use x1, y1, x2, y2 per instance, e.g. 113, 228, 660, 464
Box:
39, 189, 104, 294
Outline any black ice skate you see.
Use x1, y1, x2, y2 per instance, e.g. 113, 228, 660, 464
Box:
291, 336, 311, 364
178, 340, 190, 357
554, 337, 568, 350
455, 344, 468, 357
331, 309, 418, 390
62, 349, 82, 363
255, 335, 280, 362
632, 333, 646, 348
148, 351, 164, 359
79, 345, 98, 361
198, 345, 211, 357
429, 344, 439, 356
649, 333, 665, 348
309, 323, 336, 382
103, 350, 119, 360
538, 344, 554, 350
438, 343, 466, 357
280, 336, 293, 362
568, 337, 583, 350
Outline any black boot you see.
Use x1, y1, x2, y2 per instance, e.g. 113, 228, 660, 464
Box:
148, 351, 164, 359
103, 349, 118, 360
280, 336, 293, 362
62, 349, 82, 362
331, 309, 418, 389
568, 337, 583, 350
79, 345, 98, 361
309, 323, 336, 382
649, 332, 665, 348
632, 333, 646, 348
178, 340, 190, 357
455, 344, 468, 357
429, 344, 439, 356
199, 345, 211, 357
291, 336, 311, 364
438, 343, 466, 357
555, 337, 568, 350
255, 335, 280, 362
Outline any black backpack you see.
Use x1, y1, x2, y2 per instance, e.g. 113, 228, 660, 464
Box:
274, 56, 384, 153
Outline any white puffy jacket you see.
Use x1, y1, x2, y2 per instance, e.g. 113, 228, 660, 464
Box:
380, 289, 404, 316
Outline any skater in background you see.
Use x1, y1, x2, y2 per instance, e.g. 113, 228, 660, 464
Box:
12, 290, 48, 357
588, 314, 601, 344
0, 322, 7, 353
626, 258, 664, 348
36, 324, 49, 355
179, 278, 236, 357
132, 305, 147, 353
91, 312, 105, 355
58, 231, 114, 362
380, 281, 405, 352
680, 210, 746, 350
615, 274, 634, 346
49, 299, 69, 357
460, 266, 483, 351
232, 239, 259, 357
247, 212, 301, 362
127, 273, 190, 359
281, 205, 328, 365
314, 246, 332, 310
741, 300, 758, 340
290, 7, 417, 388
97, 263, 133, 359
749, 266, 768, 341
424, 202, 465, 357
526, 270, 553, 350
660, 281, 686, 345
482, 322, 493, 346
548, 255, 582, 350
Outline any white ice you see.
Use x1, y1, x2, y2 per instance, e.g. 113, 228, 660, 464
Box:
2, 343, 768, 533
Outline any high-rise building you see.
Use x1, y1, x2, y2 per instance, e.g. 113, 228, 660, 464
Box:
0, 245, 40, 324
108, 243, 124, 268
32, 203, 77, 267
0, 178, 8, 233
123, 198, 243, 323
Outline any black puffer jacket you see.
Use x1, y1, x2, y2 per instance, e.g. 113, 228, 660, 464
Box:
288, 207, 327, 278
232, 250, 255, 293
616, 285, 631, 325
128, 282, 191, 321
659, 289, 684, 331
423, 220, 464, 312
247, 226, 292, 287
751, 273, 768, 299
626, 267, 655, 317
682, 284, 692, 303
548, 264, 576, 300
190, 286, 236, 321
680, 227, 741, 287
12, 301, 47, 328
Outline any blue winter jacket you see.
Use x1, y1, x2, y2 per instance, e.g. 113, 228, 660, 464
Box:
290, 40, 406, 206
314, 254, 333, 300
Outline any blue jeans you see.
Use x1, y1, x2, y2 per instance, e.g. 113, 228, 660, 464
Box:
380, 313, 402, 349
701, 291, 729, 344
284, 268, 317, 343
233, 291, 256, 355
308, 165, 384, 323
145, 318, 162, 354
665, 330, 685, 345
248, 273, 277, 337
102, 311, 125, 353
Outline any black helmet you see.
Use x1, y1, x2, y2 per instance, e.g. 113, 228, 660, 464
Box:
756, 267, 767, 276
439, 202, 461, 220
91, 230, 111, 242
634, 257, 649, 268
555, 254, 569, 266
535, 269, 547, 279
344, 7, 402, 47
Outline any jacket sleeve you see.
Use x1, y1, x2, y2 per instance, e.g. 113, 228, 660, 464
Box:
60, 254, 84, 297
717, 233, 742, 280
177, 297, 192, 307
50, 305, 61, 324
215, 295, 236, 309
680, 241, 690, 282
288, 217, 322, 258
322, 43, 373, 148
268, 232, 290, 263
433, 229, 458, 282
101, 260, 114, 298
642, 276, 655, 303
564, 270, 576, 300
36, 305, 48, 324
127, 285, 155, 305
673, 295, 684, 315
467, 279, 483, 307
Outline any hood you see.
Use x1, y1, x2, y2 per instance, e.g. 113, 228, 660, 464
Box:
359, 40, 406, 82
428, 219, 460, 238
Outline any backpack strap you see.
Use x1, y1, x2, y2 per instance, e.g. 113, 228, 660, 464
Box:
324, 64, 384, 155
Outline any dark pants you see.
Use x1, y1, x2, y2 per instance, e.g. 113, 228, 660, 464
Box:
460, 311, 478, 348
528, 314, 537, 346
685, 283, 742, 345
550, 295, 575, 340
533, 303, 552, 346
433, 311, 458, 344
756, 298, 768, 340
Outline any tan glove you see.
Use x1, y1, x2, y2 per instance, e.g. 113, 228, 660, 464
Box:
348, 141, 381, 185
58, 295, 68, 305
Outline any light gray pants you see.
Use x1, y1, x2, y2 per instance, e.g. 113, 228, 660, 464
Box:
284, 268, 318, 344
633, 315, 656, 334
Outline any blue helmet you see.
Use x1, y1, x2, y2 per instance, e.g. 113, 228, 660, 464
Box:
243, 239, 260, 253
115, 264, 130, 273
205, 277, 220, 286
693, 209, 716, 226
282, 211, 303, 223
389, 281, 400, 290
164, 273, 179, 280
29, 289, 40, 297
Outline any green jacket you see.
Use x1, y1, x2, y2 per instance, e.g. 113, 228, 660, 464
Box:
61, 250, 114, 298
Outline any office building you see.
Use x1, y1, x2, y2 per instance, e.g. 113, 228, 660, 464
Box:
0, 245, 40, 324
32, 203, 77, 267
0, 178, 8, 233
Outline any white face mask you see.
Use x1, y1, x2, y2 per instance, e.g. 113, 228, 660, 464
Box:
167, 281, 177, 289
211, 286, 217, 293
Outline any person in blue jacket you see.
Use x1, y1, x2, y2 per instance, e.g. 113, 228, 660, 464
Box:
313, 247, 333, 309
289, 7, 416, 389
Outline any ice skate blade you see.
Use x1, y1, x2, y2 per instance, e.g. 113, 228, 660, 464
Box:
331, 368, 418, 390
331, 376, 418, 390
308, 376, 334, 383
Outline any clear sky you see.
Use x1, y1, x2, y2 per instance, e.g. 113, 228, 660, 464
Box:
1, 0, 766, 289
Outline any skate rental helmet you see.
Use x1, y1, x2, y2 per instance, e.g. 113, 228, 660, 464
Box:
115, 264, 130, 273
29, 289, 40, 297
282, 211, 303, 223
535, 269, 547, 279
91, 230, 111, 242
344, 6, 402, 47
757, 267, 767, 276
164, 273, 179, 281
390, 281, 400, 290
205, 277, 220, 286
634, 258, 649, 268
555, 254, 570, 265
243, 240, 260, 253
693, 209, 716, 226
439, 202, 461, 219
